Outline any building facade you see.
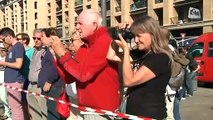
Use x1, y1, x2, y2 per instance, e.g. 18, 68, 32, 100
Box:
0, 0, 213, 45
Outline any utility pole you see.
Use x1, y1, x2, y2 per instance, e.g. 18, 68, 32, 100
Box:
101, 0, 106, 26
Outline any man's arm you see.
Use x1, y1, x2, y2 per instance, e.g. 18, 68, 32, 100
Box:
59, 36, 111, 82
1, 58, 23, 69
0, 43, 25, 69
55, 60, 76, 84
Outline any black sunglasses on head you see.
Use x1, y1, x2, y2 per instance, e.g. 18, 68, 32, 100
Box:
16, 38, 23, 40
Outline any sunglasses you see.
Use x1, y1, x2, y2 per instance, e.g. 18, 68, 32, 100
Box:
70, 39, 79, 43
32, 37, 42, 40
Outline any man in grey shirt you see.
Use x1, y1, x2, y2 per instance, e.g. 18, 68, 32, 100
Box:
27, 29, 47, 120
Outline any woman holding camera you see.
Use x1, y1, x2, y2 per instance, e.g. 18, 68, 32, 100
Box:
108, 16, 172, 119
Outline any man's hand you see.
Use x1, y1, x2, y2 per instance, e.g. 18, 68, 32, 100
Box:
43, 82, 52, 92
0, 61, 5, 66
50, 36, 67, 58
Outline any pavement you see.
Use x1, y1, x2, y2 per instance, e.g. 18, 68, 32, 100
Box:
181, 85, 213, 120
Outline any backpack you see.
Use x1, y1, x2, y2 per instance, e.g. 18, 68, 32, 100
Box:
169, 51, 187, 91
169, 68, 185, 91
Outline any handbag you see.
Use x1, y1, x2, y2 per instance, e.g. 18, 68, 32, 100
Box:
57, 90, 71, 118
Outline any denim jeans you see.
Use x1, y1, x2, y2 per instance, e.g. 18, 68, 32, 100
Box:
185, 71, 196, 96
173, 90, 183, 120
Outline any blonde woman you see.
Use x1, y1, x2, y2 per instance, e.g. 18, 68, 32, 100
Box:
108, 16, 173, 119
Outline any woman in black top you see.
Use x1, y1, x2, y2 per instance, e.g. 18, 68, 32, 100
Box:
108, 16, 173, 119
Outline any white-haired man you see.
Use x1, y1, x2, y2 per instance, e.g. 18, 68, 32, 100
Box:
51, 9, 120, 120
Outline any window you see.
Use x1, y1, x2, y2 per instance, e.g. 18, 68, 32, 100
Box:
106, 16, 111, 27
35, 12, 38, 19
25, 22, 28, 30
106, 1, 110, 10
208, 42, 213, 57
35, 23, 38, 29
34, 1, 37, 9
86, 5, 91, 9
189, 42, 204, 58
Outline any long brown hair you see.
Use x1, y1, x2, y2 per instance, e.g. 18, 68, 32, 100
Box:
131, 16, 172, 60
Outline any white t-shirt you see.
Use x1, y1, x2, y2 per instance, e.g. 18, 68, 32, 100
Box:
0, 56, 5, 83
0, 69, 4, 83
66, 82, 77, 99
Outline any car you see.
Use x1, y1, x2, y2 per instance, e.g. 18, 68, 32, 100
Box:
189, 33, 213, 83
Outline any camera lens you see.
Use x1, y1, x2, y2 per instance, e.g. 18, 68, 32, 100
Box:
122, 28, 134, 41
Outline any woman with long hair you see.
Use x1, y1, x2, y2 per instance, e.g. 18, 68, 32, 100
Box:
108, 16, 172, 119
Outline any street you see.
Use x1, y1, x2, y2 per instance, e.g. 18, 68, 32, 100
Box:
181, 84, 213, 120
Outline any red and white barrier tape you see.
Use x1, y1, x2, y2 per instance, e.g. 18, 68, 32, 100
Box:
0, 83, 153, 120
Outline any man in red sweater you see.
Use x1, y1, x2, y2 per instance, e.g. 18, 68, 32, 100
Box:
51, 9, 120, 120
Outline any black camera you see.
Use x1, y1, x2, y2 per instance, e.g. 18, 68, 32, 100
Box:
108, 27, 134, 43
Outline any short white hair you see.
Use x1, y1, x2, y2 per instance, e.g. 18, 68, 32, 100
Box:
80, 9, 103, 26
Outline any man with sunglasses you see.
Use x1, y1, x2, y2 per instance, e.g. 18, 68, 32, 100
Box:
27, 28, 47, 120
0, 27, 25, 120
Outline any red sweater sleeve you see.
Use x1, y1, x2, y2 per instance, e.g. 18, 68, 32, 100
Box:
54, 60, 76, 84
58, 28, 112, 83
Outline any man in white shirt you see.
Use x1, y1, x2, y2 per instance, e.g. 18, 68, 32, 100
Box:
0, 47, 12, 120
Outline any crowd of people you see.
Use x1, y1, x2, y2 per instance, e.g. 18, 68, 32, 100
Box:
0, 9, 199, 120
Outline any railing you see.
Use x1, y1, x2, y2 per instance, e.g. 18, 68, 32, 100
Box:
170, 16, 203, 25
